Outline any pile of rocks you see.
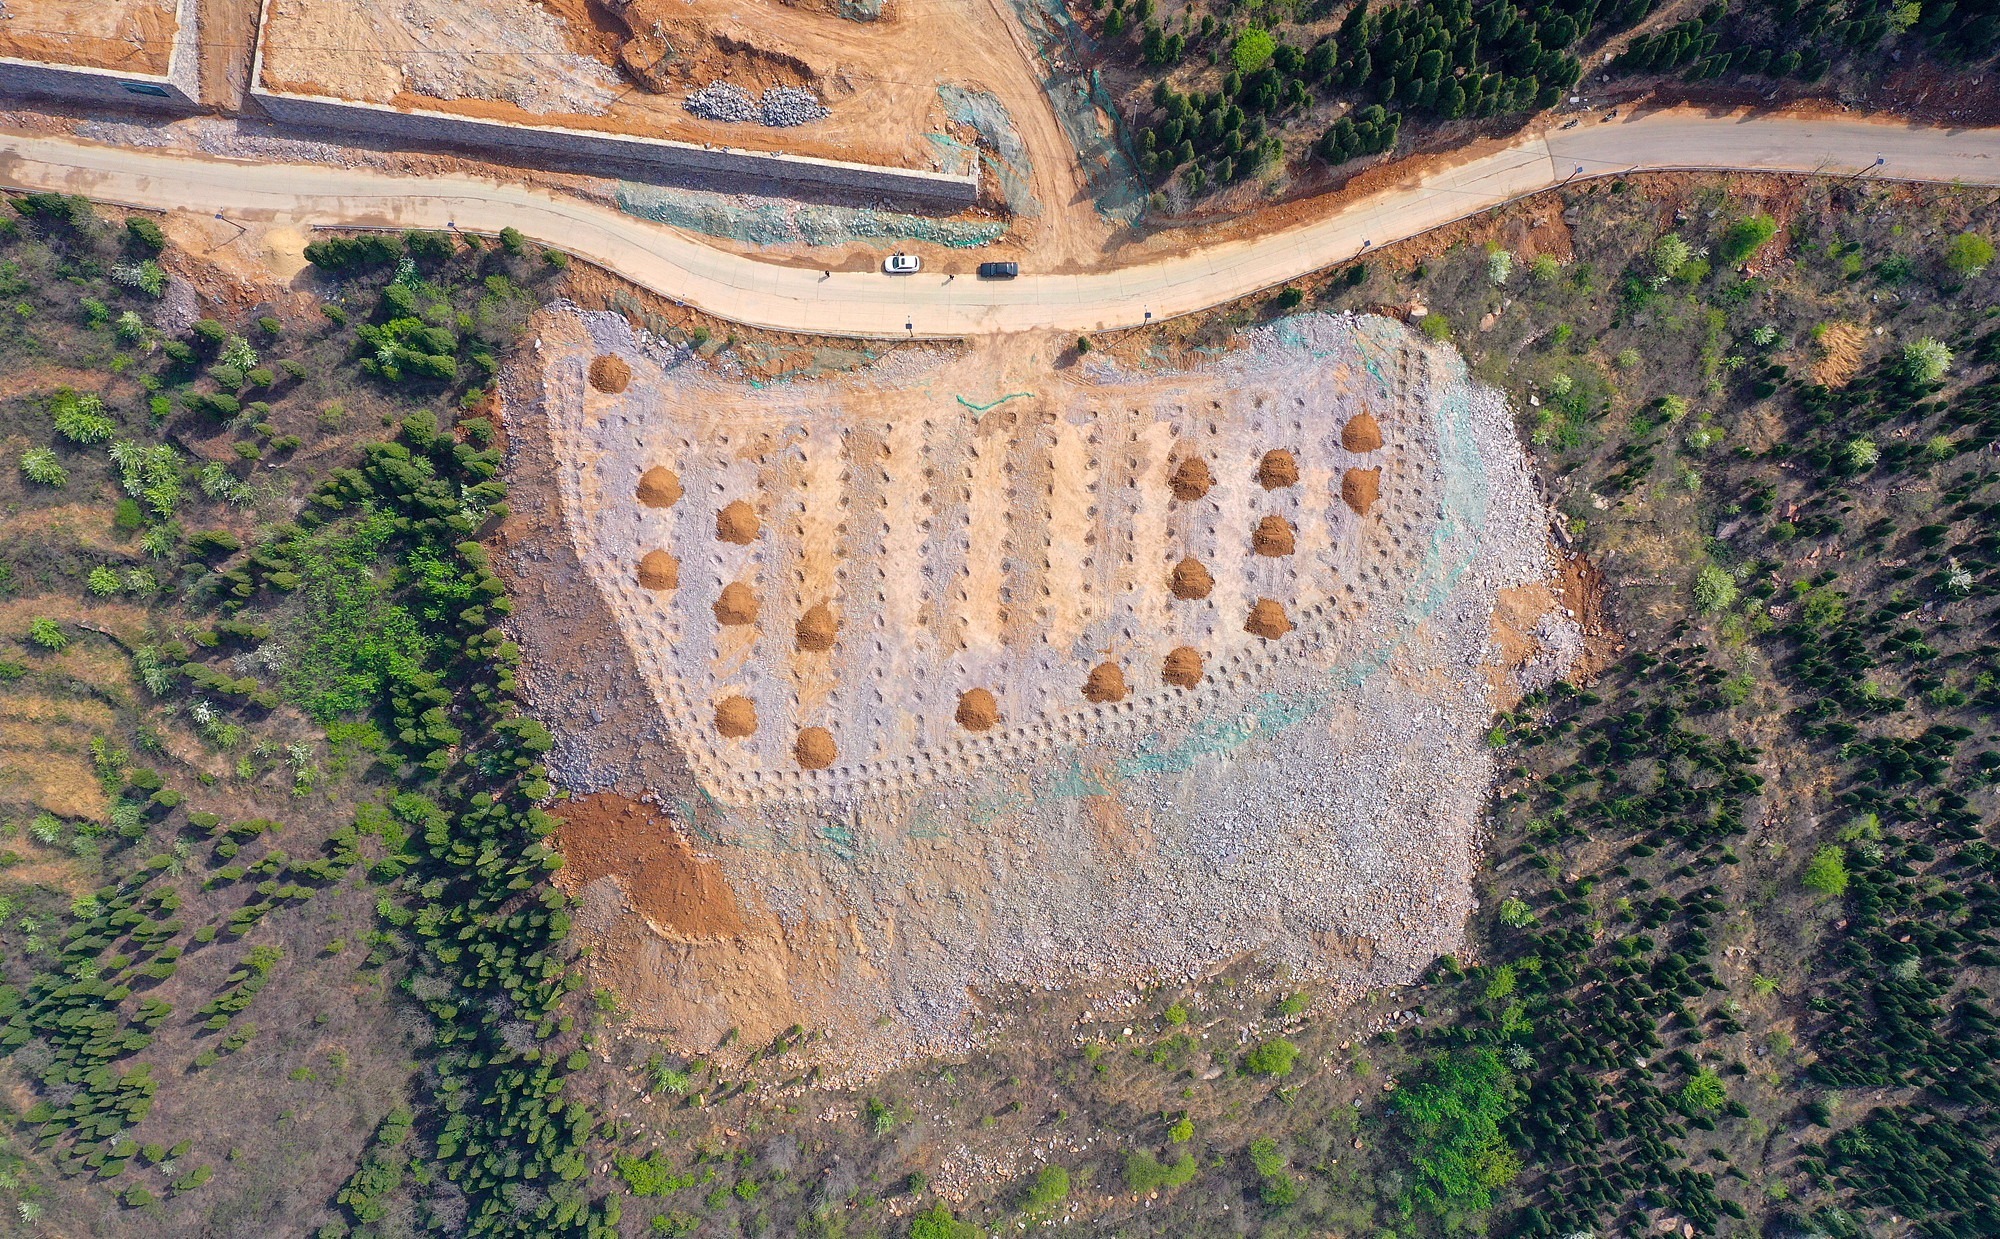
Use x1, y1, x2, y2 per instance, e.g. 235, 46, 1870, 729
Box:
683, 82, 830, 127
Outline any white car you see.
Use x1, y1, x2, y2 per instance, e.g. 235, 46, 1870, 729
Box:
883, 253, 922, 274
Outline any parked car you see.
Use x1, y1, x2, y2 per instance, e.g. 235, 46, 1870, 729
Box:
977, 261, 1020, 279
883, 253, 921, 274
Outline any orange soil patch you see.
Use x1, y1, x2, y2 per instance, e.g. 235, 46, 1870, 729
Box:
1162, 646, 1204, 688
795, 603, 838, 652
1257, 449, 1300, 490
1245, 598, 1293, 640
637, 466, 683, 508
1342, 467, 1381, 515
954, 687, 999, 731
0, 0, 180, 74
636, 550, 679, 590
1083, 661, 1128, 703
551, 793, 745, 937
714, 695, 758, 738
714, 581, 759, 626
1169, 456, 1214, 502
1169, 556, 1215, 600
1342, 412, 1383, 453
1253, 515, 1296, 557
1811, 321, 1869, 388
794, 727, 837, 769
588, 354, 632, 393
716, 500, 761, 545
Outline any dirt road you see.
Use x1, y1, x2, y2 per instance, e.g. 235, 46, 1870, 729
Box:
2, 108, 1994, 337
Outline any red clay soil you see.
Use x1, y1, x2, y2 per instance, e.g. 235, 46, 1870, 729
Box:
637, 549, 679, 590
1342, 467, 1381, 515
955, 687, 999, 731
550, 793, 745, 937
1169, 456, 1214, 501
1245, 598, 1293, 640
637, 466, 683, 508
714, 581, 759, 626
1083, 661, 1128, 703
1341, 412, 1383, 453
795, 727, 837, 769
1257, 449, 1300, 490
1253, 515, 1296, 557
795, 603, 838, 652
714, 695, 758, 738
588, 354, 632, 392
716, 500, 760, 544
1169, 556, 1215, 600
1162, 646, 1204, 688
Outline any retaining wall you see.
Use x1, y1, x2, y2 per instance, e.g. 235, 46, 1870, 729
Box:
0, 0, 199, 108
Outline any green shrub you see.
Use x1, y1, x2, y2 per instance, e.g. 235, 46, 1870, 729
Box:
1391, 1049, 1520, 1214
20, 448, 67, 487
1244, 1037, 1299, 1077
27, 618, 68, 651
1944, 232, 1994, 276
908, 1201, 982, 1239
1123, 1148, 1197, 1191
1694, 563, 1739, 613
1716, 214, 1779, 265
1021, 1164, 1069, 1211
1802, 845, 1848, 898
124, 216, 167, 254
1681, 1068, 1728, 1112
1232, 26, 1277, 73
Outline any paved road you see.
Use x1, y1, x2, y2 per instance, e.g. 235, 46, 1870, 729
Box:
3, 109, 1996, 338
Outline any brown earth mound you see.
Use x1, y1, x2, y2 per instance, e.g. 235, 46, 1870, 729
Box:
636, 550, 680, 590
637, 466, 683, 508
1169, 556, 1215, 600
550, 793, 744, 938
1342, 467, 1382, 515
714, 695, 758, 738
1258, 449, 1300, 490
796, 603, 838, 652
1245, 598, 1294, 640
714, 582, 759, 626
1162, 646, 1204, 688
955, 687, 999, 731
1342, 412, 1384, 453
795, 727, 837, 769
1083, 661, 1128, 703
1253, 515, 1296, 557
1169, 456, 1214, 501
716, 500, 760, 544
588, 354, 632, 393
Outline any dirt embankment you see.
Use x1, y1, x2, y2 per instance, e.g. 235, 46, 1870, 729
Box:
552, 793, 746, 937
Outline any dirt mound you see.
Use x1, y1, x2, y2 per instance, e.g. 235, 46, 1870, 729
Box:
714, 695, 758, 737
1342, 412, 1384, 453
716, 500, 760, 544
714, 582, 759, 626
1245, 598, 1293, 640
636, 550, 680, 590
795, 727, 837, 769
1342, 467, 1381, 515
1169, 456, 1213, 501
1253, 515, 1296, 557
1162, 646, 1204, 688
588, 354, 632, 393
1257, 449, 1300, 490
795, 603, 838, 652
550, 793, 744, 938
1169, 556, 1214, 600
954, 687, 999, 731
637, 466, 683, 508
1083, 661, 1128, 703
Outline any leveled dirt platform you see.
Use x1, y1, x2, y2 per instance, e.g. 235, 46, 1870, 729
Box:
509, 310, 1563, 1075
0, 0, 182, 74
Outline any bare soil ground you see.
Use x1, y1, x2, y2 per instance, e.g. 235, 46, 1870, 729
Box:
0, 0, 180, 74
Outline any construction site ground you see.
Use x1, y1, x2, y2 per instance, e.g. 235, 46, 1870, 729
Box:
0, 0, 181, 74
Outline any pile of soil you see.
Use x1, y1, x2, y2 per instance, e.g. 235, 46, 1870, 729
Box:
1169, 456, 1214, 501
714, 582, 759, 626
955, 687, 999, 731
637, 549, 680, 590
1169, 556, 1215, 600
550, 793, 744, 938
1253, 515, 1297, 557
795, 727, 837, 769
1342, 411, 1384, 453
637, 466, 683, 508
1257, 449, 1300, 490
795, 603, 838, 652
1162, 646, 1204, 688
714, 695, 758, 737
1083, 661, 1128, 703
716, 500, 760, 544
1342, 467, 1382, 515
588, 354, 632, 393
1245, 597, 1293, 640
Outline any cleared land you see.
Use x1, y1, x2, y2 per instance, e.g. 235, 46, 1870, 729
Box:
0, 0, 181, 73
512, 306, 1563, 1071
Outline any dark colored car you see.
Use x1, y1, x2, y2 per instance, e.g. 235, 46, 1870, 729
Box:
976, 261, 1020, 279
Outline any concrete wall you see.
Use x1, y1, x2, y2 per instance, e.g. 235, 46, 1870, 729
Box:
248, 85, 980, 206
0, 0, 198, 109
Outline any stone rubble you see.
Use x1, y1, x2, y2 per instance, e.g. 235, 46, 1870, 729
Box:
684, 82, 831, 127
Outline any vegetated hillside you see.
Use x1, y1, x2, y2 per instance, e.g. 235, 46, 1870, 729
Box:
1081, 0, 2000, 212
0, 196, 616, 1235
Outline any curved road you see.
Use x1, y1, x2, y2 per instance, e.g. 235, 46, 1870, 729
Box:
3, 109, 1996, 339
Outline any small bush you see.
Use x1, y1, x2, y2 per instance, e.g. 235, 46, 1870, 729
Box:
1802, 845, 1848, 897
20, 448, 67, 488
27, 618, 68, 651
1716, 214, 1778, 265
124, 216, 167, 254
1021, 1165, 1069, 1211
1244, 1037, 1299, 1077
1944, 232, 1994, 277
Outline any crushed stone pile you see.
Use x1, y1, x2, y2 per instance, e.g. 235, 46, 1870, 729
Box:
684, 82, 830, 127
